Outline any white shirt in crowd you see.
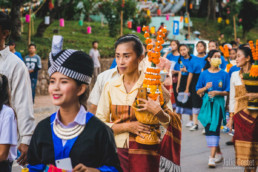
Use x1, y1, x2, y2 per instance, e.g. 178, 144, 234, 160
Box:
89, 48, 101, 68
0, 47, 35, 145
229, 71, 242, 113
0, 105, 17, 161
88, 67, 120, 105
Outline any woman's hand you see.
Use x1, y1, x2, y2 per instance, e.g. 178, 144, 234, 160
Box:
247, 93, 258, 101
226, 117, 234, 130
137, 97, 162, 115
208, 91, 218, 98
205, 82, 212, 90
73, 164, 100, 172
180, 67, 187, 73
184, 88, 189, 93
127, 121, 151, 137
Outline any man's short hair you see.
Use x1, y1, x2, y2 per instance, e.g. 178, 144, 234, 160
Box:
8, 40, 15, 47
28, 43, 36, 49
92, 41, 98, 46
0, 12, 11, 31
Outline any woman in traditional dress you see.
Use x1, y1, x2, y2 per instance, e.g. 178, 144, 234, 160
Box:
96, 34, 181, 172
27, 50, 121, 172
227, 46, 257, 172
196, 50, 230, 168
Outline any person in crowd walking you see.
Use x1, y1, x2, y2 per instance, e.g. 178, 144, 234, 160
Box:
0, 11, 35, 166
175, 44, 193, 122
0, 75, 18, 172
8, 40, 23, 62
89, 41, 101, 83
27, 50, 122, 172
25, 44, 42, 103
227, 47, 257, 172
186, 41, 207, 130
196, 50, 230, 168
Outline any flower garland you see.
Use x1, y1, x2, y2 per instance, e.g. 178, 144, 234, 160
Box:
248, 40, 258, 78
141, 26, 167, 105
220, 45, 232, 72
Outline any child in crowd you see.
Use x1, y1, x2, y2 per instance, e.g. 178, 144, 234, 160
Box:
196, 50, 230, 168
27, 50, 121, 172
0, 74, 18, 172
185, 41, 207, 130
175, 44, 193, 122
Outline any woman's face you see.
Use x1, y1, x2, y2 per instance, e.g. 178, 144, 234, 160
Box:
49, 72, 85, 107
208, 42, 217, 51
236, 49, 250, 67
211, 52, 221, 59
197, 43, 205, 54
229, 49, 237, 60
179, 46, 189, 57
171, 41, 178, 51
115, 42, 142, 75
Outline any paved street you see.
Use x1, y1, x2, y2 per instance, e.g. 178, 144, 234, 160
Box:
12, 96, 244, 172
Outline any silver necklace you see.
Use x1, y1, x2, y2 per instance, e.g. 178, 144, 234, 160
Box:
53, 121, 85, 140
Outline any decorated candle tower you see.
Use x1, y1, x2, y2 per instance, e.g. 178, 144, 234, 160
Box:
132, 26, 167, 145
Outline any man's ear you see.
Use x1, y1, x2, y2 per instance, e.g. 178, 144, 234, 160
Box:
2, 30, 10, 40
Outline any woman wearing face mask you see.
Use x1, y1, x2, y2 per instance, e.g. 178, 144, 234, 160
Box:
196, 50, 230, 168
175, 44, 193, 121
185, 41, 207, 130
226, 47, 257, 172
208, 40, 227, 70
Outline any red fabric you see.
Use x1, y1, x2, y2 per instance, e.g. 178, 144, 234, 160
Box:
159, 123, 181, 165
165, 85, 175, 105
117, 148, 129, 172
233, 110, 258, 142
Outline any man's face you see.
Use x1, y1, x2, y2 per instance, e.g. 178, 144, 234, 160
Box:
28, 45, 36, 54
93, 43, 98, 49
9, 44, 15, 51
0, 26, 9, 41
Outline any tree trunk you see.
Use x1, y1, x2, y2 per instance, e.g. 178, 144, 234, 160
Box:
206, 0, 216, 22
10, 0, 24, 41
198, 0, 208, 17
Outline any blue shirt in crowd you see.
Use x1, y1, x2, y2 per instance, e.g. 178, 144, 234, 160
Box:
174, 56, 192, 76
110, 58, 117, 69
25, 54, 42, 79
14, 51, 24, 62
196, 69, 230, 92
220, 56, 227, 70
228, 65, 241, 78
188, 55, 207, 74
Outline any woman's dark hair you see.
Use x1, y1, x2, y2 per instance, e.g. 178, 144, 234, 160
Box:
75, 80, 89, 110
0, 12, 11, 31
209, 40, 219, 48
171, 40, 180, 50
115, 34, 143, 58
203, 50, 220, 70
237, 46, 254, 64
178, 44, 192, 63
0, 75, 11, 111
196, 41, 207, 54
230, 48, 237, 53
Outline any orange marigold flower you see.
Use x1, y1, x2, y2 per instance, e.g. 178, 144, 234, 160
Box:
249, 65, 258, 78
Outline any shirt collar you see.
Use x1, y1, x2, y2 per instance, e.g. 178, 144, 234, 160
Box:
111, 66, 119, 78
0, 46, 10, 59
112, 71, 144, 94
55, 105, 87, 127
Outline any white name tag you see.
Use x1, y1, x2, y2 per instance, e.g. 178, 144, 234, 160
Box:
55, 157, 73, 170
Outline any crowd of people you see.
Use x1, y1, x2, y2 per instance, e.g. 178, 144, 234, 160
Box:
0, 11, 257, 172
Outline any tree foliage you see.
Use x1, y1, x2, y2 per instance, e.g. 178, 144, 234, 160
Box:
99, 0, 137, 37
